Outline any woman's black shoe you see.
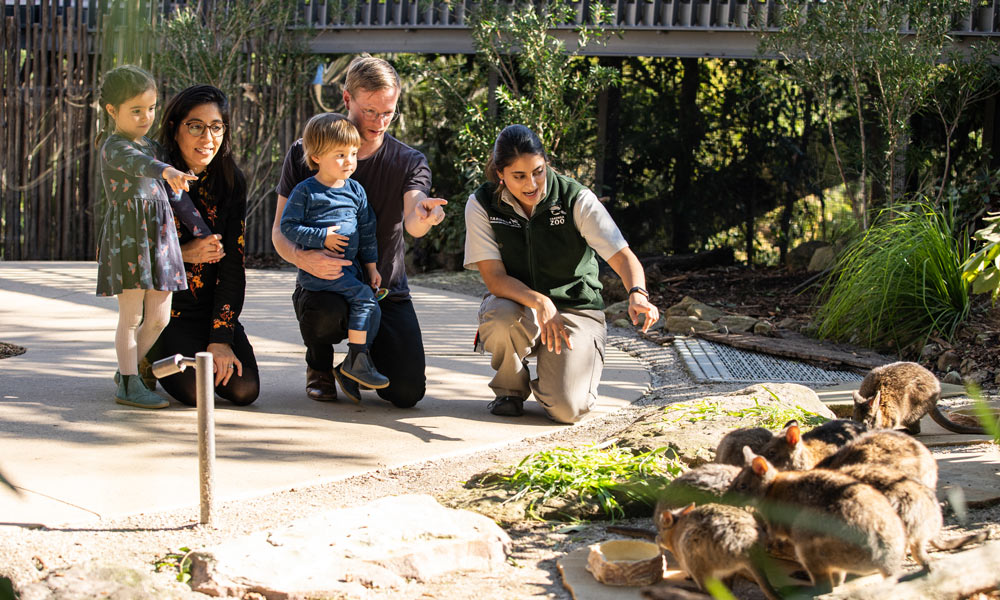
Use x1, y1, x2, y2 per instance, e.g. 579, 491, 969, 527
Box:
488, 396, 525, 417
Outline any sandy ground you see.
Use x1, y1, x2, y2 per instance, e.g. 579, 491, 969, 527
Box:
1, 279, 997, 599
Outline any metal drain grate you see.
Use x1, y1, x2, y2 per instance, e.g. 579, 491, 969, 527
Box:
674, 336, 864, 385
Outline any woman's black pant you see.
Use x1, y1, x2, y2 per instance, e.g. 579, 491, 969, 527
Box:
148, 317, 260, 407
292, 286, 426, 408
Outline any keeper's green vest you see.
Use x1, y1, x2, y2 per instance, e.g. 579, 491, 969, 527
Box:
473, 168, 604, 311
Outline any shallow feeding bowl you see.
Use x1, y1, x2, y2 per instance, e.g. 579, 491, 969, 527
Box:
586, 539, 665, 586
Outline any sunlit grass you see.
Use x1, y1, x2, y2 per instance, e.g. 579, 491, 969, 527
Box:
501, 443, 686, 521
666, 388, 829, 430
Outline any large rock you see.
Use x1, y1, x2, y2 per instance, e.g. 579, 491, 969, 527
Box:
188, 494, 511, 599
18, 563, 203, 600
614, 383, 836, 463
716, 315, 759, 333
686, 302, 724, 322
807, 245, 836, 272
665, 316, 718, 334
788, 241, 830, 271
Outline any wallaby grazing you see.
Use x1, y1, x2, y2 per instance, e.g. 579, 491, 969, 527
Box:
715, 427, 773, 466
730, 446, 906, 589
656, 463, 742, 509
837, 463, 988, 567
815, 429, 938, 491
607, 463, 744, 542
853, 361, 990, 435
655, 502, 782, 600
758, 419, 867, 471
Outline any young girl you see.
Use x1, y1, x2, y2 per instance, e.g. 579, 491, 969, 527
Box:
94, 65, 208, 409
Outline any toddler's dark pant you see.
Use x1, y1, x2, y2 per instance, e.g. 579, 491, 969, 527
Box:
299, 268, 380, 335
148, 318, 260, 407
292, 286, 426, 408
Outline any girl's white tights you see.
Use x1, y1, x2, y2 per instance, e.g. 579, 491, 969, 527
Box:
115, 289, 172, 375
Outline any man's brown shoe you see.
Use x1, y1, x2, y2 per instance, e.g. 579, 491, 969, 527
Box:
306, 367, 338, 402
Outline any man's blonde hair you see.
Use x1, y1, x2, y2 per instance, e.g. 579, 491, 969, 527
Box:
302, 114, 361, 170
344, 55, 400, 96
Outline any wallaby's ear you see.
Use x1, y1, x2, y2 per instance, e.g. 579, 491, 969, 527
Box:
657, 509, 675, 529
751, 456, 769, 476
853, 391, 869, 405
871, 390, 881, 411
681, 502, 696, 516
742, 445, 757, 466
785, 424, 801, 446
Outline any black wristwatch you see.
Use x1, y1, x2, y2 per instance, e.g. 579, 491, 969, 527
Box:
628, 286, 649, 299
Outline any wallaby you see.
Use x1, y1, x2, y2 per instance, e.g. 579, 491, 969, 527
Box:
607, 464, 743, 541
758, 419, 867, 471
836, 463, 986, 566
853, 361, 989, 435
715, 427, 773, 466
815, 429, 938, 491
730, 446, 906, 590
655, 502, 782, 600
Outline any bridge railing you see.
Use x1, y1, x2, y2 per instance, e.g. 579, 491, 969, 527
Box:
5, 0, 998, 35
291, 0, 999, 35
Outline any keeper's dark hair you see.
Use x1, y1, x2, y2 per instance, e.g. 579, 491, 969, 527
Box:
484, 124, 547, 191
159, 85, 246, 205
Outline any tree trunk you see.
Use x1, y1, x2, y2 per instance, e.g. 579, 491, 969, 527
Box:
671, 57, 701, 254
595, 56, 622, 204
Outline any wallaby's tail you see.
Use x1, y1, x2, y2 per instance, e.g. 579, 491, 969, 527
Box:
929, 405, 987, 435
930, 530, 989, 551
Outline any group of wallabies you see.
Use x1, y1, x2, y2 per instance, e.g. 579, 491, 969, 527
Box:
645, 361, 992, 598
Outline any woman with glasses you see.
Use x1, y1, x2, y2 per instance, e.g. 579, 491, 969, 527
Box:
147, 84, 260, 407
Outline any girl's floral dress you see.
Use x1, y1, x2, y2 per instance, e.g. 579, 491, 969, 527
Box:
96, 133, 187, 296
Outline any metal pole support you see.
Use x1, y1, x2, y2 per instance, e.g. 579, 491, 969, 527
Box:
150, 352, 216, 526
195, 351, 215, 526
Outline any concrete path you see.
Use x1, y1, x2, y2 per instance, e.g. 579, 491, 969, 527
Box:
0, 262, 649, 526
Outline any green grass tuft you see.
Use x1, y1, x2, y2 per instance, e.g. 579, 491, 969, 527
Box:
666, 388, 829, 431
501, 443, 686, 521
814, 203, 970, 353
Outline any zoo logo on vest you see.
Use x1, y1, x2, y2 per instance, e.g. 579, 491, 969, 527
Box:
548, 204, 567, 227
489, 215, 521, 228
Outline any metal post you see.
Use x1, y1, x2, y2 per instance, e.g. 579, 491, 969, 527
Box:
195, 351, 215, 526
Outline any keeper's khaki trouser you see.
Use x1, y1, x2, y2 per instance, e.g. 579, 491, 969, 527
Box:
476, 294, 606, 424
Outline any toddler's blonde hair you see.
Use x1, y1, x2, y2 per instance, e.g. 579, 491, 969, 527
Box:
302, 114, 361, 170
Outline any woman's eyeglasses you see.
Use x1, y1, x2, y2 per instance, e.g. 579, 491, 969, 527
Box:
183, 121, 226, 138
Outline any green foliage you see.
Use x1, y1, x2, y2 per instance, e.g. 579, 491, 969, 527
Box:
962, 211, 1000, 303
666, 392, 829, 431
501, 443, 686, 521
761, 0, 970, 229
456, 0, 620, 182
155, 0, 310, 220
154, 547, 193, 583
815, 203, 970, 352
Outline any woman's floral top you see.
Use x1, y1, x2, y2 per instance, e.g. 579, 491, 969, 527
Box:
169, 169, 247, 345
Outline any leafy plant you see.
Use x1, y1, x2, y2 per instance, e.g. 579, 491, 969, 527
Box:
814, 203, 971, 352
761, 0, 972, 229
501, 443, 686, 521
962, 211, 1000, 303
154, 547, 193, 583
155, 0, 310, 222
452, 0, 620, 182
666, 392, 829, 430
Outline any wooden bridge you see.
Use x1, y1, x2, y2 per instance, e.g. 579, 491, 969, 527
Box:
295, 0, 1000, 58
7, 0, 1000, 59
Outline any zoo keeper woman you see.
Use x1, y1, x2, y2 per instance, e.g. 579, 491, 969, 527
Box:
463, 124, 659, 423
